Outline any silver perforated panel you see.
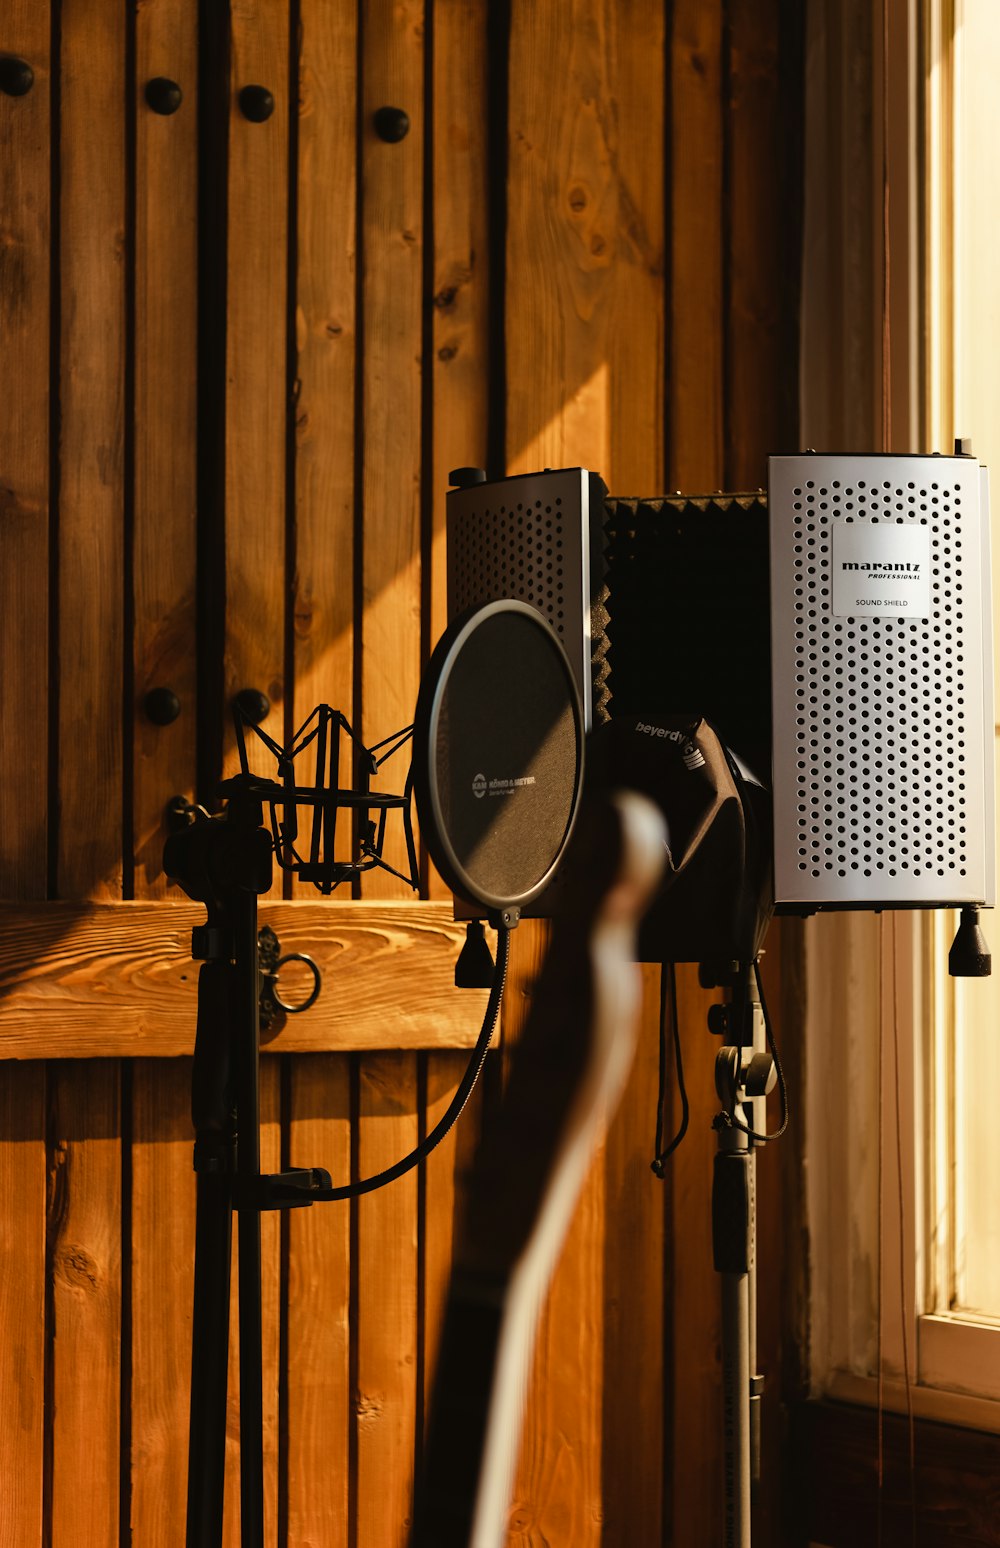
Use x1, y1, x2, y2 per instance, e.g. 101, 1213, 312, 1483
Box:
770, 454, 995, 908
446, 468, 597, 727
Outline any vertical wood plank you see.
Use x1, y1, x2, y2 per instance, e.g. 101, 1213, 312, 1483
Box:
130, 1058, 195, 1545
49, 1060, 121, 1546
357, 5, 424, 1543
506, 0, 666, 488
292, 0, 357, 809
360, 0, 424, 885
221, 13, 289, 1529
0, 10, 51, 1539
421, 0, 492, 1499
133, 0, 199, 894
57, 0, 126, 903
286, 1055, 351, 1547
222, 1057, 282, 1548
223, 1, 290, 787
429, 0, 490, 653
356, 1053, 419, 1548
667, 6, 727, 1544
49, 5, 126, 1539
421, 1048, 485, 1423
129, 8, 200, 1540
601, 963, 665, 1543
505, 1, 666, 1540
726, 0, 797, 488
669, 979, 723, 1548
0, 0, 50, 903
0, 1064, 46, 1547
285, 7, 357, 1543
669, 0, 725, 492
425, 0, 491, 905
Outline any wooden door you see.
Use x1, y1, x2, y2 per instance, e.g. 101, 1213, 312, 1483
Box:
0, 2, 803, 1543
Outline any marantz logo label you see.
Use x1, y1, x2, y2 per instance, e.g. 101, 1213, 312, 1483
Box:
841, 561, 921, 573
471, 772, 536, 799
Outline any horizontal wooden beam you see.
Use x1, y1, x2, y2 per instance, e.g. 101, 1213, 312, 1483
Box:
0, 900, 490, 1058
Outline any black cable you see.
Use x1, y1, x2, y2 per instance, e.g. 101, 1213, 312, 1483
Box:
651, 961, 689, 1174
719, 956, 789, 1143
307, 924, 510, 1201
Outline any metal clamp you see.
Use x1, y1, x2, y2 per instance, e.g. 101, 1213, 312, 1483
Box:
258, 925, 321, 1030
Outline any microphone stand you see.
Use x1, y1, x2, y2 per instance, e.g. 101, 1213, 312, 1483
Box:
705, 961, 775, 1548
164, 781, 332, 1548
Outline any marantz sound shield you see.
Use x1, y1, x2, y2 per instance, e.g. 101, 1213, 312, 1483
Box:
413, 599, 585, 916
445, 456, 995, 918
769, 453, 994, 909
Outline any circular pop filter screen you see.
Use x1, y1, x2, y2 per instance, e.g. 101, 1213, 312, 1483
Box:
414, 601, 584, 914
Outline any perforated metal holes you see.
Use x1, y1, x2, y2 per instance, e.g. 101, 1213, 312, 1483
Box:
449, 495, 568, 638
791, 474, 968, 884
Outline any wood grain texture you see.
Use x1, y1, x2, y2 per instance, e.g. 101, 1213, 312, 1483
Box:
426, 0, 491, 901
790, 1398, 1000, 1548
356, 1052, 419, 1548
669, 0, 725, 492
292, 0, 357, 837
130, 1057, 195, 1545
0, 0, 50, 904
506, 0, 665, 489
57, 0, 126, 902
0, 900, 487, 1057
48, 1059, 121, 1546
221, 1057, 281, 1547
223, 1, 290, 789
666, 8, 728, 1544
129, 9, 200, 1529
600, 962, 665, 1543
359, 0, 424, 890
133, 0, 199, 898
669, 962, 724, 1548
726, 0, 794, 489
0, 1063, 46, 1546
286, 1053, 351, 1547
505, 2, 666, 1539
356, 6, 425, 1540
0, 13, 50, 1535
421, 1048, 484, 1424
430, 0, 490, 651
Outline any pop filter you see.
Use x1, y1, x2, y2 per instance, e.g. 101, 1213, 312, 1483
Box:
413, 600, 585, 918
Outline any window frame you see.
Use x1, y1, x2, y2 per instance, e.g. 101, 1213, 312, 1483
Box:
801, 0, 1000, 1431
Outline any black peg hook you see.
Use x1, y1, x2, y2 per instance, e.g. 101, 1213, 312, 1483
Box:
233, 687, 271, 725
0, 57, 34, 97
144, 687, 181, 725
145, 76, 183, 115
374, 105, 409, 143
239, 84, 274, 123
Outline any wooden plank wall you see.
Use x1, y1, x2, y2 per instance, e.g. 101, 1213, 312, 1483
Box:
0, 2, 803, 1544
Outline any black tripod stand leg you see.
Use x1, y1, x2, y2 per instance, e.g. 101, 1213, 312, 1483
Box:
187, 957, 239, 1548
237, 1204, 265, 1544
234, 891, 265, 1548
187, 1172, 234, 1545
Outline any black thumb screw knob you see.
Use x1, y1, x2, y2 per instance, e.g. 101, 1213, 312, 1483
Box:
145, 77, 183, 115
239, 84, 274, 122
449, 467, 487, 489
144, 687, 181, 726
374, 105, 410, 143
234, 688, 271, 725
0, 57, 34, 96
